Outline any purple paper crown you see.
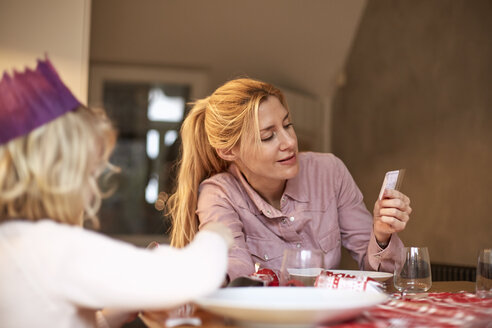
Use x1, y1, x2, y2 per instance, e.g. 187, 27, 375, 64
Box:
0, 57, 81, 145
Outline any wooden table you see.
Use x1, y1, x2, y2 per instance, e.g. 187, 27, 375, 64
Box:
138, 280, 477, 328
385, 279, 475, 293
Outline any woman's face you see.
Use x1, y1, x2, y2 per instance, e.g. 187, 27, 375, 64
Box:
234, 95, 299, 191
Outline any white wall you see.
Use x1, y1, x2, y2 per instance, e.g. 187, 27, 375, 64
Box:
0, 0, 91, 102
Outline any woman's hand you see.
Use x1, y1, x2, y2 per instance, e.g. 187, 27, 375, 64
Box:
373, 189, 412, 245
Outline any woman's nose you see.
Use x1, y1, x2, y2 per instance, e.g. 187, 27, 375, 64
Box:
278, 129, 297, 150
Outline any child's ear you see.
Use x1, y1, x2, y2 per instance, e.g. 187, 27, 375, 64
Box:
216, 148, 238, 162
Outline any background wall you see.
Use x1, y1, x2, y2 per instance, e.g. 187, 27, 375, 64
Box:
89, 0, 366, 100
333, 0, 492, 267
89, 0, 369, 153
0, 0, 91, 102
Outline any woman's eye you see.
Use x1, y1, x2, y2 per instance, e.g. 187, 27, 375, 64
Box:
261, 131, 277, 142
284, 123, 293, 129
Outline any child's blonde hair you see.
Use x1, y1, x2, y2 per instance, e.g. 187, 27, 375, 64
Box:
168, 78, 287, 247
0, 106, 117, 227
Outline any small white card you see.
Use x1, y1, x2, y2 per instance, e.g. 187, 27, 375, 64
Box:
378, 169, 405, 200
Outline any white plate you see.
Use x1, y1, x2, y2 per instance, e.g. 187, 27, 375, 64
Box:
329, 270, 393, 282
195, 287, 388, 328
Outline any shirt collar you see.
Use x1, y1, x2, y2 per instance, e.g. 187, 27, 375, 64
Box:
227, 161, 309, 218
283, 169, 310, 203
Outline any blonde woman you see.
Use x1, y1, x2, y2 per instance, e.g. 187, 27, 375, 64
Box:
168, 78, 412, 281
0, 58, 232, 328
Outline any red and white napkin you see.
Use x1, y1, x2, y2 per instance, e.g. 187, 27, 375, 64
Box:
248, 268, 383, 291
314, 270, 383, 292
326, 292, 492, 328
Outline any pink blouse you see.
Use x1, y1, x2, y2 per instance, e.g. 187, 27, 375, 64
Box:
197, 152, 403, 280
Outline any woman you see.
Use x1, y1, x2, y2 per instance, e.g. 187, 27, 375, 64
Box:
168, 78, 412, 281
0, 58, 232, 328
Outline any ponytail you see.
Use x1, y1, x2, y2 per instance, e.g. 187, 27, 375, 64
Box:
168, 99, 227, 247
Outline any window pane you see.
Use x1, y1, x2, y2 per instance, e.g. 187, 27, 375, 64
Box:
99, 81, 189, 235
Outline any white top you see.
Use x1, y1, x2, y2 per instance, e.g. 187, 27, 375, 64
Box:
0, 220, 228, 328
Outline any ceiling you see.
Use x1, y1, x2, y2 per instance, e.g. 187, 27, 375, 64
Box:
90, 0, 367, 98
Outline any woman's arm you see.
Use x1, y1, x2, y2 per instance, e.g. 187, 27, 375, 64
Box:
197, 182, 256, 281
332, 156, 406, 272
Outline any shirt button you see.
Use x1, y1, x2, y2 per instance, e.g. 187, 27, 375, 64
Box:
289, 216, 295, 222
296, 243, 301, 248
266, 210, 271, 215
281, 196, 286, 202
264, 254, 269, 260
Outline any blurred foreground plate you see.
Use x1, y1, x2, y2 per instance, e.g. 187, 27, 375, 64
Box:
329, 270, 393, 282
195, 287, 387, 328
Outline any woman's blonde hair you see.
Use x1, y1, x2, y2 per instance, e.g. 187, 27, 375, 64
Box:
168, 78, 287, 247
0, 106, 117, 227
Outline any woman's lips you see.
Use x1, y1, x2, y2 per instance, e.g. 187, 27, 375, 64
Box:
278, 154, 297, 165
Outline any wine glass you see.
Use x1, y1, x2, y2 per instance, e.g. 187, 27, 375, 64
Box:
394, 247, 432, 295
476, 248, 492, 298
279, 249, 324, 286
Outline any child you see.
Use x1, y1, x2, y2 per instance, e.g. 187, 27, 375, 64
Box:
0, 58, 232, 328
